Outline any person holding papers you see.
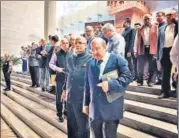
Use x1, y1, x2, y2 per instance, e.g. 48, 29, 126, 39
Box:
83, 37, 132, 138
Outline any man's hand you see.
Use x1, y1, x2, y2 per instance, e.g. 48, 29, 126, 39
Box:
61, 90, 66, 101
134, 53, 137, 58
83, 106, 89, 116
173, 72, 178, 81
37, 55, 42, 59
97, 81, 109, 93
127, 52, 131, 57
56, 67, 65, 73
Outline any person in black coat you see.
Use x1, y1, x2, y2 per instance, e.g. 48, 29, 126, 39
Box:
122, 18, 136, 80
3, 54, 13, 91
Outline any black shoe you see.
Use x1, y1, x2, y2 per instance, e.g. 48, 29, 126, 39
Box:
58, 117, 64, 122
33, 85, 39, 88
155, 81, 161, 85
41, 88, 45, 92
158, 93, 169, 99
148, 83, 154, 87
137, 83, 143, 86
3, 88, 8, 91
4, 88, 10, 91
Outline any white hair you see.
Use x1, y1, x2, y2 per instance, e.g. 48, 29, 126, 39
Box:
102, 23, 115, 32
91, 37, 107, 49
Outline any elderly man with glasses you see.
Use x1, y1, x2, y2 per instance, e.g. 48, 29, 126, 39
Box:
49, 37, 71, 122
61, 36, 92, 138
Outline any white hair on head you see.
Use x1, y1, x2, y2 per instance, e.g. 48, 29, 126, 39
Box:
91, 37, 107, 49
102, 23, 115, 32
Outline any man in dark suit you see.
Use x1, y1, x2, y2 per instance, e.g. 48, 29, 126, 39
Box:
83, 38, 132, 138
122, 18, 136, 80
85, 26, 95, 51
61, 36, 92, 138
37, 39, 49, 91
3, 54, 13, 91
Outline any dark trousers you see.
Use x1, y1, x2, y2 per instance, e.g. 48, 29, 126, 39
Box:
22, 60, 28, 72
90, 119, 119, 138
3, 71, 11, 89
125, 53, 135, 80
161, 47, 172, 95
137, 48, 156, 84
56, 81, 64, 118
29, 66, 39, 86
67, 102, 89, 138
48, 68, 56, 94
133, 56, 138, 80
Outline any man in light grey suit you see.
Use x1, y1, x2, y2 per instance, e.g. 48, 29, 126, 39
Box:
102, 23, 125, 57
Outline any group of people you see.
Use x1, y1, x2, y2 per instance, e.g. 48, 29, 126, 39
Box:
122, 11, 178, 99
2, 10, 178, 138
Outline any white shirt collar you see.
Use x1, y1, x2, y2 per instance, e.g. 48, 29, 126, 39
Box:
102, 52, 110, 62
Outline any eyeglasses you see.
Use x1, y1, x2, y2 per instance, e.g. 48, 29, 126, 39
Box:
75, 41, 85, 45
62, 42, 69, 44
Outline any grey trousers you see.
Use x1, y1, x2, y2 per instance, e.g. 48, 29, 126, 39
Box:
40, 67, 50, 89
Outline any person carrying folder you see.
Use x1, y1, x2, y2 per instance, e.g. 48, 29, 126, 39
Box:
83, 37, 132, 138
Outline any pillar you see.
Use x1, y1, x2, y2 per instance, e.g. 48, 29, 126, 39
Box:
44, 1, 57, 40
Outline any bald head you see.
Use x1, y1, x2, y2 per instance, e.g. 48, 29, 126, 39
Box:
143, 14, 152, 26
85, 26, 94, 38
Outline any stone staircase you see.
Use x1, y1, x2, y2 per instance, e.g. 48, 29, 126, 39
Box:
0, 72, 178, 138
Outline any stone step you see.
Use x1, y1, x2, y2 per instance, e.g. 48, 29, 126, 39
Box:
2, 85, 157, 138
3, 81, 177, 138
5, 81, 177, 125
129, 81, 161, 95
11, 73, 161, 95
125, 91, 177, 109
1, 93, 67, 138
121, 111, 178, 138
1, 104, 40, 138
1, 118, 18, 138
124, 100, 177, 125
8, 77, 177, 110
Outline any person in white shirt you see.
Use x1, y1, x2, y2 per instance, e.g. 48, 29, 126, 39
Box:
170, 35, 178, 69
158, 12, 177, 99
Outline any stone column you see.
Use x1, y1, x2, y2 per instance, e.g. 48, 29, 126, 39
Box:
44, 1, 57, 40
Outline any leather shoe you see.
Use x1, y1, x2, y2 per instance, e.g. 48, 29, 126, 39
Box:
158, 93, 169, 99
148, 83, 154, 87
33, 85, 39, 88
41, 88, 45, 92
58, 117, 64, 123
137, 83, 143, 86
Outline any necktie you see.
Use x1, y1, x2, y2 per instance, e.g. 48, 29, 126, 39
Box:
96, 60, 103, 69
